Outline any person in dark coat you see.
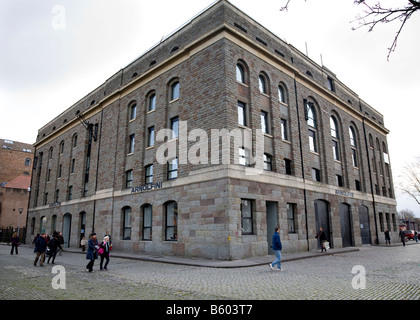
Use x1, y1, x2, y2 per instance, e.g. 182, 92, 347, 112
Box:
399, 228, 406, 247
99, 235, 112, 271
315, 227, 328, 253
34, 233, 47, 266
384, 229, 391, 245
269, 227, 283, 271
10, 233, 19, 255
47, 235, 59, 264
86, 233, 99, 272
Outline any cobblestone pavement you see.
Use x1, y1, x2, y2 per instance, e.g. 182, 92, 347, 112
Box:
1, 243, 420, 300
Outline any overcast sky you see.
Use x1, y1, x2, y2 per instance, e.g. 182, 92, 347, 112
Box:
1, 0, 419, 216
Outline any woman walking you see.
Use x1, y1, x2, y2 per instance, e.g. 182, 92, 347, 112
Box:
99, 235, 112, 271
10, 233, 19, 255
86, 233, 99, 272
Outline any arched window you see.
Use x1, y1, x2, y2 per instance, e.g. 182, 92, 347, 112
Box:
306, 101, 318, 153
349, 126, 358, 168
330, 116, 339, 139
258, 75, 267, 94
330, 115, 340, 161
72, 134, 78, 148
142, 204, 153, 241
170, 81, 180, 101
122, 206, 132, 240
165, 201, 178, 241
278, 84, 287, 104
129, 101, 137, 120
148, 93, 156, 112
236, 64, 245, 83
24, 158, 31, 167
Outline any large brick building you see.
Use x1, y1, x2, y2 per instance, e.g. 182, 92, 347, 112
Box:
26, 0, 397, 259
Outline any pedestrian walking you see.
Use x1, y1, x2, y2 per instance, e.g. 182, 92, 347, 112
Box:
57, 232, 64, 255
384, 229, 391, 245
315, 227, 328, 253
415, 231, 418, 243
34, 233, 47, 266
10, 233, 19, 255
399, 228, 406, 247
99, 235, 112, 271
269, 227, 282, 271
86, 233, 99, 272
80, 236, 87, 252
47, 235, 59, 264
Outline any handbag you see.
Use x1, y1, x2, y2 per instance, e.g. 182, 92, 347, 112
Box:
97, 247, 104, 255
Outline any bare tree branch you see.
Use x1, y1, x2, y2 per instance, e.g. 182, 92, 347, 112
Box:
352, 1, 420, 60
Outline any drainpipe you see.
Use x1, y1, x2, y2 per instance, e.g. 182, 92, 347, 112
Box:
361, 102, 379, 245
294, 78, 310, 252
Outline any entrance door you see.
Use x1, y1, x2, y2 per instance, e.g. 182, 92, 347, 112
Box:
79, 212, 86, 247
359, 206, 371, 245
315, 200, 331, 248
266, 202, 278, 255
340, 203, 353, 247
62, 213, 72, 248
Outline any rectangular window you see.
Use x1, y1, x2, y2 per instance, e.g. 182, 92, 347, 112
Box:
355, 180, 361, 191
263, 154, 272, 171
312, 168, 321, 182
166, 202, 178, 241
67, 186, 73, 201
336, 174, 343, 187
148, 126, 155, 147
71, 159, 75, 174
171, 116, 179, 139
143, 205, 153, 241
241, 199, 253, 235
58, 164, 62, 178
332, 140, 340, 161
260, 111, 268, 134
128, 134, 135, 154
238, 101, 246, 126
379, 212, 384, 232
309, 130, 317, 152
281, 119, 288, 141
287, 203, 297, 233
327, 76, 335, 92
123, 207, 132, 240
168, 158, 178, 180
284, 158, 292, 175
125, 170, 133, 188
351, 149, 358, 167
55, 189, 59, 203
145, 164, 153, 184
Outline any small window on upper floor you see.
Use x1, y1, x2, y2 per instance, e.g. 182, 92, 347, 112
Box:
171, 81, 180, 101
129, 102, 137, 121
278, 85, 287, 104
236, 64, 245, 83
148, 93, 156, 112
327, 76, 335, 92
258, 75, 267, 94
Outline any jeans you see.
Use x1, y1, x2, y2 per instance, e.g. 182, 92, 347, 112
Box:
271, 250, 281, 269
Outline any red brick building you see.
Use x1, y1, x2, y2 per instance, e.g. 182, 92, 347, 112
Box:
0, 138, 34, 229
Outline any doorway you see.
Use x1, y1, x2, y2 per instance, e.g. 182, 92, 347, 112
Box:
63, 213, 72, 248
315, 200, 331, 249
340, 203, 353, 247
266, 202, 278, 255
359, 205, 371, 245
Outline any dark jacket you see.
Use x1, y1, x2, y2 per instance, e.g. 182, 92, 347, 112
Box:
99, 241, 111, 256
48, 238, 59, 253
316, 230, 327, 241
86, 238, 98, 260
35, 236, 47, 253
272, 232, 282, 251
11, 236, 19, 245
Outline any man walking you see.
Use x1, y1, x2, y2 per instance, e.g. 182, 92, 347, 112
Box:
269, 227, 282, 271
34, 233, 47, 266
